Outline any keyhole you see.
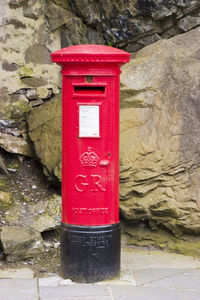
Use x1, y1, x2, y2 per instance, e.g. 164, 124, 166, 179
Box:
85, 76, 93, 83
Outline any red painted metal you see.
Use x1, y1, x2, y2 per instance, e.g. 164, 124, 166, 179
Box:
51, 45, 130, 226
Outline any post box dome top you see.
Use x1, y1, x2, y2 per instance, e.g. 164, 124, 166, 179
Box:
51, 44, 130, 64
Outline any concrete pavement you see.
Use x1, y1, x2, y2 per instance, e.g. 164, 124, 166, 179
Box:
1, 248, 200, 299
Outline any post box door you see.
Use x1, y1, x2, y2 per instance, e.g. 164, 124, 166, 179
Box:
62, 75, 119, 226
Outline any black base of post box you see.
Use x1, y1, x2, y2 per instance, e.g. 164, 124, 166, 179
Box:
60, 222, 120, 283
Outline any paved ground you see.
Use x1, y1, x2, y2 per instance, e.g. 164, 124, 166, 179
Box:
1, 248, 200, 300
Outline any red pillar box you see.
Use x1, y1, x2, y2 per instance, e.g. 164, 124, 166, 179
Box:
51, 45, 130, 282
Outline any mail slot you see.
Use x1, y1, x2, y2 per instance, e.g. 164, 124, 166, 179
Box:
51, 44, 130, 282
74, 86, 105, 94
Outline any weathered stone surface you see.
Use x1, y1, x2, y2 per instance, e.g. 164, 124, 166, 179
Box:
27, 94, 62, 180
178, 14, 200, 32
44, 0, 105, 47
0, 88, 10, 119
0, 0, 60, 121
26, 28, 200, 239
36, 87, 53, 100
30, 99, 44, 107
0, 153, 61, 231
25, 44, 51, 64
26, 89, 38, 100
122, 222, 200, 258
43, 0, 200, 51
22, 0, 43, 20
21, 77, 48, 88
0, 133, 33, 157
7, 98, 32, 120
0, 0, 200, 257
31, 194, 61, 232
58, 0, 200, 51
9, 93, 28, 104
0, 0, 199, 147
0, 153, 7, 174
2, 61, 19, 72
0, 226, 44, 262
119, 28, 200, 236
31, 215, 60, 233
0, 119, 33, 157
0, 191, 11, 208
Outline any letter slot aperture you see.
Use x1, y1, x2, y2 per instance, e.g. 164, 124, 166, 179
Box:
74, 86, 105, 95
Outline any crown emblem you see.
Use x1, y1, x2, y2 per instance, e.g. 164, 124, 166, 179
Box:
80, 147, 99, 167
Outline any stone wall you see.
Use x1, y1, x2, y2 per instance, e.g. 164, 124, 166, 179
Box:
1, 0, 200, 128
119, 28, 200, 237
26, 28, 200, 238
61, 0, 200, 52
0, 0, 60, 119
0, 0, 61, 157
0, 0, 199, 166
0, 0, 200, 258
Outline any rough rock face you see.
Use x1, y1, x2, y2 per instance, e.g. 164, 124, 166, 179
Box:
0, 0, 61, 158
27, 94, 62, 181
1, 0, 200, 258
122, 222, 200, 258
0, 191, 10, 208
119, 28, 200, 237
0, 0, 60, 120
0, 0, 199, 160
1, 0, 200, 120
0, 226, 44, 262
0, 154, 61, 232
0, 120, 33, 157
26, 28, 200, 239
43, 0, 200, 52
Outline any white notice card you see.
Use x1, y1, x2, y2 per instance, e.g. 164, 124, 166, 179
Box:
79, 105, 99, 137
